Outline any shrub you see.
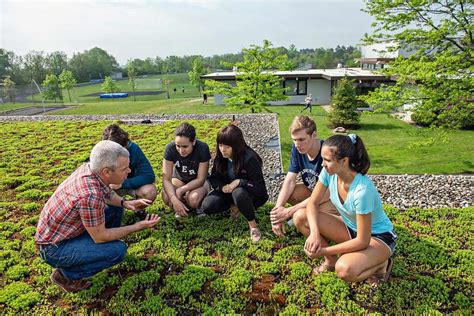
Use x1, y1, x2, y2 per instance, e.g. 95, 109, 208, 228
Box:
163, 265, 217, 300
0, 281, 41, 311
6, 265, 30, 280
327, 76, 361, 129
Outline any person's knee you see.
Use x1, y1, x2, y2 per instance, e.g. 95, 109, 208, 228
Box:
187, 192, 203, 209
110, 241, 128, 264
232, 187, 250, 204
293, 208, 308, 232
335, 260, 357, 282
137, 184, 157, 201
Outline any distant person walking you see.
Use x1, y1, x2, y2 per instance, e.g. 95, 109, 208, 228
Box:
173, 87, 177, 94
202, 92, 208, 104
301, 94, 313, 113
182, 87, 185, 93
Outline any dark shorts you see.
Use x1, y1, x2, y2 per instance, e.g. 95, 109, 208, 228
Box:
346, 226, 397, 254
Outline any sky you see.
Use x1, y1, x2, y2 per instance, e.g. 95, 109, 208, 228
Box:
1, 0, 374, 65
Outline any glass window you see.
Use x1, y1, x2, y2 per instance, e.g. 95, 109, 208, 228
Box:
298, 80, 307, 95
285, 80, 298, 95
284, 79, 307, 95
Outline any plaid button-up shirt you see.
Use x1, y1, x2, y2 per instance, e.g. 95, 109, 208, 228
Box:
35, 163, 112, 245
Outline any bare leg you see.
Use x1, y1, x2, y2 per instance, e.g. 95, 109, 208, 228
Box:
161, 178, 185, 207
335, 239, 392, 282
308, 212, 350, 267
134, 184, 157, 201
184, 183, 210, 209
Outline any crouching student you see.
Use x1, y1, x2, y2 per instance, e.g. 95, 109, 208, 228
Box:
270, 115, 337, 236
304, 134, 396, 284
162, 122, 211, 217
199, 124, 268, 242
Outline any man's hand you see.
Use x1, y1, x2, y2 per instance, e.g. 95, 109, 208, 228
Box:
172, 197, 189, 216
272, 223, 286, 236
123, 199, 152, 211
222, 179, 240, 193
110, 183, 122, 190
136, 214, 161, 229
270, 206, 289, 225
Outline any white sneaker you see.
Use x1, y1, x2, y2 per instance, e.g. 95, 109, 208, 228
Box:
250, 228, 261, 242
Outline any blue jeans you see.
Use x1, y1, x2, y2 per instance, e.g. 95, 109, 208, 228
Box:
39, 205, 127, 280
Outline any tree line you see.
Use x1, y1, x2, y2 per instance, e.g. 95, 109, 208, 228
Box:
0, 45, 361, 86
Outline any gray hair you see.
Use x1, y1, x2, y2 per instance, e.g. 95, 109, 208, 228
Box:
90, 140, 130, 173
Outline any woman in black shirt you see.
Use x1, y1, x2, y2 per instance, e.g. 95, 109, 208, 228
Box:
200, 124, 268, 242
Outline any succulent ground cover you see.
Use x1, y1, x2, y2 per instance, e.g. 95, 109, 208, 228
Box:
0, 120, 472, 314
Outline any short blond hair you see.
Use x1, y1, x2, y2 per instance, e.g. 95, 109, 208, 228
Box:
289, 115, 316, 135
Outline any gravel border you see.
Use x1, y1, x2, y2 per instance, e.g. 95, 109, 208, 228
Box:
1, 114, 472, 209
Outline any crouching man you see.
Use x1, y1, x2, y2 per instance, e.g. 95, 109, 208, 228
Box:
35, 140, 160, 293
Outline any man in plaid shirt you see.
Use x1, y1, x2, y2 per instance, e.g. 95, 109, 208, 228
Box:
35, 140, 160, 293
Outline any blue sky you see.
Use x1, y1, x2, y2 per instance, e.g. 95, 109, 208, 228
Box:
1, 0, 373, 64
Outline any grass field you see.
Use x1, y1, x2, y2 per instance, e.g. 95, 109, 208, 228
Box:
0, 120, 472, 314
26, 73, 201, 103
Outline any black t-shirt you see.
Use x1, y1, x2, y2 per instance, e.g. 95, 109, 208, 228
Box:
163, 139, 211, 183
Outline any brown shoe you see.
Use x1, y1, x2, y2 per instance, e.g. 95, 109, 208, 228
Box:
50, 269, 92, 293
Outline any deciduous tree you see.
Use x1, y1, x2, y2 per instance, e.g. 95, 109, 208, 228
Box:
188, 58, 206, 93
42, 74, 63, 103
127, 63, 137, 101
206, 40, 291, 112
2, 76, 16, 103
101, 76, 120, 94
58, 70, 77, 102
362, 0, 474, 129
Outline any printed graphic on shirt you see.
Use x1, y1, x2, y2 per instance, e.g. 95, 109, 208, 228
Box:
301, 168, 319, 190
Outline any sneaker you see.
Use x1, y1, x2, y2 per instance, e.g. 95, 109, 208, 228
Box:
250, 228, 261, 242
195, 208, 207, 217
50, 269, 92, 293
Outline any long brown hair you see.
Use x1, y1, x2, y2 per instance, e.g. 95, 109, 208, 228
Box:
213, 124, 262, 175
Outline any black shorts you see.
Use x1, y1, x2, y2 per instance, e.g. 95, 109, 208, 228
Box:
346, 226, 397, 254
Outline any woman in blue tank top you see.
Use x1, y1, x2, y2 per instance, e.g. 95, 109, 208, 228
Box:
304, 134, 397, 285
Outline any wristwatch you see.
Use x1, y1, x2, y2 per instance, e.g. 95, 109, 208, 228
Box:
120, 197, 126, 208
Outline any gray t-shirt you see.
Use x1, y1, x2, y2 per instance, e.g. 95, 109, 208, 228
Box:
163, 139, 211, 183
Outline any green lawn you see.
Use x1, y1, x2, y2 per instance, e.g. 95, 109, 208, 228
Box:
28, 73, 201, 103
0, 121, 472, 314
52, 101, 474, 174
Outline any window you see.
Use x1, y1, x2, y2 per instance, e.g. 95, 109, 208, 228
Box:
284, 79, 307, 95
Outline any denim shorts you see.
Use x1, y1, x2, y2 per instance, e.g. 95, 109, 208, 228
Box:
346, 226, 397, 254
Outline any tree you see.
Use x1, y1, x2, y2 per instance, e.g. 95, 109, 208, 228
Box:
206, 40, 291, 112
361, 0, 474, 129
127, 63, 137, 101
69, 47, 119, 82
58, 70, 77, 102
41, 74, 63, 103
46, 51, 68, 76
23, 50, 47, 83
2, 76, 16, 103
328, 77, 361, 129
188, 58, 206, 93
101, 76, 120, 93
